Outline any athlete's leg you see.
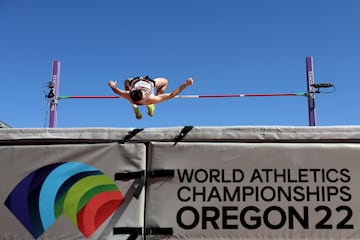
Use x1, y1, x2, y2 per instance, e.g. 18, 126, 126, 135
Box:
124, 79, 142, 119
147, 77, 167, 117
147, 104, 155, 117
154, 77, 168, 95
132, 104, 142, 120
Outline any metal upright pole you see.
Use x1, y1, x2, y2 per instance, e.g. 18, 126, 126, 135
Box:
49, 60, 60, 128
306, 56, 316, 126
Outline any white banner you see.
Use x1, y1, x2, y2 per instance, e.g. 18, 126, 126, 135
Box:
146, 142, 360, 239
0, 143, 145, 240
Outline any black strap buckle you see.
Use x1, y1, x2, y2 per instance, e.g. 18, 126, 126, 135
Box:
173, 125, 194, 145
119, 128, 144, 143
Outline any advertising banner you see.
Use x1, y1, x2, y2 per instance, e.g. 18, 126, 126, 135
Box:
0, 142, 146, 240
146, 142, 360, 239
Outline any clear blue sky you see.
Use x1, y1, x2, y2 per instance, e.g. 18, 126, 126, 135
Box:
1, 0, 359, 128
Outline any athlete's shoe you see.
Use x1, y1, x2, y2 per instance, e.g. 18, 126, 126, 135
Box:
133, 107, 142, 120
147, 104, 155, 117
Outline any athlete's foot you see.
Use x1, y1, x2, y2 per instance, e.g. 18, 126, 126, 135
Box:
147, 104, 155, 117
133, 107, 142, 120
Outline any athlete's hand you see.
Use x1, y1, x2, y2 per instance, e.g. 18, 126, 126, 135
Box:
108, 80, 117, 89
185, 77, 194, 86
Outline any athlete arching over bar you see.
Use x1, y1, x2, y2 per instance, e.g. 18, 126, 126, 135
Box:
108, 76, 194, 119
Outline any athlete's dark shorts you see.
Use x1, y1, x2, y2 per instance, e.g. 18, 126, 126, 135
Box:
128, 76, 156, 87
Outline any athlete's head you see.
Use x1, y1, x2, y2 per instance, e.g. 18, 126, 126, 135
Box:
130, 89, 143, 102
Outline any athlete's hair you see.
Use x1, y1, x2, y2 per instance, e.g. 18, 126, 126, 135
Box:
130, 89, 143, 102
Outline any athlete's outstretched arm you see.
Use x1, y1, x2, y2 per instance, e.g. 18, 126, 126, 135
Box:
152, 78, 194, 103
108, 81, 131, 100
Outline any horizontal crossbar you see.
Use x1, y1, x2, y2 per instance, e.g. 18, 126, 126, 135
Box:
57, 92, 307, 100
